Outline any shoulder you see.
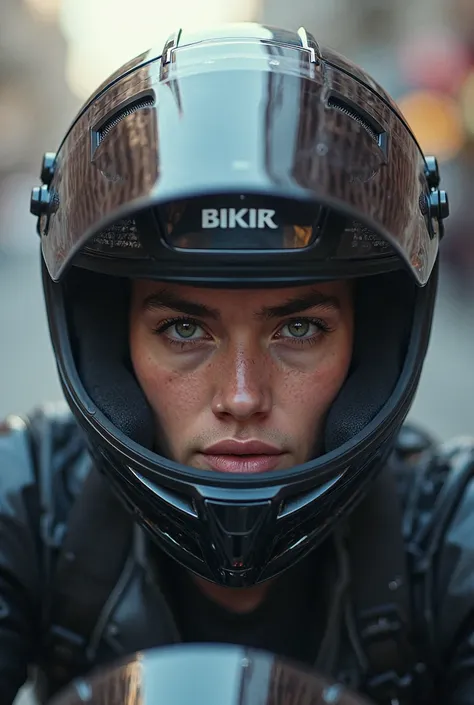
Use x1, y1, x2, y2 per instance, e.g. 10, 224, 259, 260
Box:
389, 421, 439, 506
392, 424, 474, 658
426, 436, 474, 654
0, 411, 37, 495
25, 401, 91, 496
0, 401, 88, 599
0, 402, 92, 547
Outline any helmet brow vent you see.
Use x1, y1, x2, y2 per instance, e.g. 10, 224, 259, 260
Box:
327, 93, 384, 146
96, 95, 155, 145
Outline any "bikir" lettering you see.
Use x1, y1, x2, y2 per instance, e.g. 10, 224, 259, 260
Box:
201, 208, 279, 229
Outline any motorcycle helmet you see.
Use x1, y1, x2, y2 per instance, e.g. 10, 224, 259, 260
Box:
31, 24, 449, 587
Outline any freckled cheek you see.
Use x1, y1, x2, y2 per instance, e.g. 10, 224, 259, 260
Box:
277, 349, 352, 439
132, 349, 213, 433
279, 364, 342, 417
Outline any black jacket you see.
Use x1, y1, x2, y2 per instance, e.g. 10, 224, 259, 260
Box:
1, 403, 474, 705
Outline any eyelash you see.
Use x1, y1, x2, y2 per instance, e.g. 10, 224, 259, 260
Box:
153, 316, 333, 348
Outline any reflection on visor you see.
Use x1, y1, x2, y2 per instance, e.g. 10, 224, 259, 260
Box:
159, 200, 319, 250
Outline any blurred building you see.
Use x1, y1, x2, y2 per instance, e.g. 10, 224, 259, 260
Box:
0, 0, 79, 255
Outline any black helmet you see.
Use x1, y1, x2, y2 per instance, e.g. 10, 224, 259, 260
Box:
32, 24, 449, 587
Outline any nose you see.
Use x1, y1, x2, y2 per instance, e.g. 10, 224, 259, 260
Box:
211, 344, 272, 422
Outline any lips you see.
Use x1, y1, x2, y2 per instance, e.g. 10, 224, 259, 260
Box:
200, 439, 285, 474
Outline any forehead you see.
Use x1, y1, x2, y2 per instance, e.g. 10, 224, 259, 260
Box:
131, 280, 352, 308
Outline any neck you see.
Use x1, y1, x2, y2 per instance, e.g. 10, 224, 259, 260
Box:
192, 573, 274, 614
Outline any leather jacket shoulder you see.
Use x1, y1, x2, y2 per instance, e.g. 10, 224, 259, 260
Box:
396, 429, 474, 704
0, 403, 90, 703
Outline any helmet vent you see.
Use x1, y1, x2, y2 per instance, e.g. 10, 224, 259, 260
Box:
97, 95, 155, 144
327, 94, 381, 144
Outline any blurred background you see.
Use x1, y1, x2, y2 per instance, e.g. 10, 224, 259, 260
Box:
1, 1, 473, 702
2, 0, 474, 434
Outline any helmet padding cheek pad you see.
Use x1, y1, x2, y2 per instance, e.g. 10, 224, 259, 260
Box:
67, 268, 416, 456
325, 272, 413, 451
68, 272, 154, 449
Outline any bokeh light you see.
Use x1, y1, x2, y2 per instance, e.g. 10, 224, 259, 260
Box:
398, 90, 465, 161
59, 0, 259, 99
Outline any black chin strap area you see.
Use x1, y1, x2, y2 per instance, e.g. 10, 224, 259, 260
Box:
316, 468, 429, 705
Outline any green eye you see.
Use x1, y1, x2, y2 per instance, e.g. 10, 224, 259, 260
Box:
174, 321, 199, 338
286, 320, 311, 337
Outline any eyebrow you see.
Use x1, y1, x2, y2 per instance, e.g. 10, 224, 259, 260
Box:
141, 288, 341, 320
142, 289, 221, 319
256, 290, 341, 319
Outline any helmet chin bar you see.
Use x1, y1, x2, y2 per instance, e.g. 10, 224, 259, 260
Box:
97, 445, 386, 588
202, 499, 277, 584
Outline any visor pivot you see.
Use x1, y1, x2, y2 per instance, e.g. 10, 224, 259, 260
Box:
161, 28, 183, 68
429, 189, 449, 220
41, 152, 56, 186
30, 184, 51, 217
424, 156, 440, 188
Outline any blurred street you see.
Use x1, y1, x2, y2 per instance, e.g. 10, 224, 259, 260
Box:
0, 252, 62, 418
